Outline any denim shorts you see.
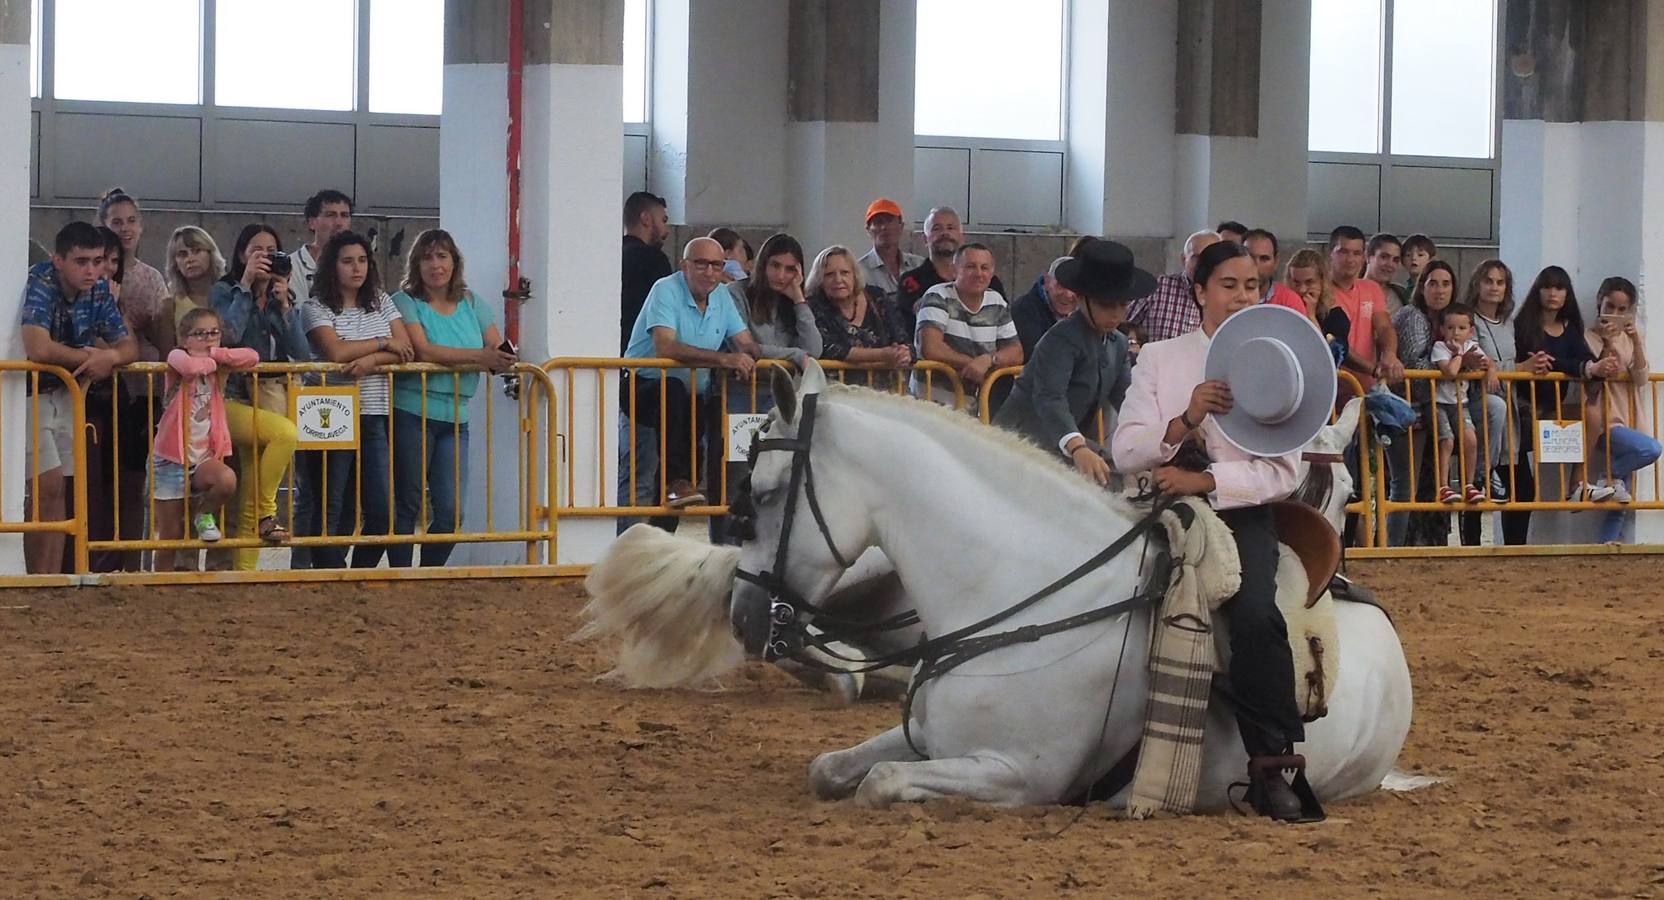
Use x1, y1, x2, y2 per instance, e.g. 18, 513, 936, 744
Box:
150, 457, 197, 502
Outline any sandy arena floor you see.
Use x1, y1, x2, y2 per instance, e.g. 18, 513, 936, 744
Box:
2, 558, 1662, 898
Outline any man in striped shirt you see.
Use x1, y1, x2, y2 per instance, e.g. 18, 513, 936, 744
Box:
913, 242, 1023, 407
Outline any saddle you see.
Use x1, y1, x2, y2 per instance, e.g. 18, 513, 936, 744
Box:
1269, 500, 1341, 609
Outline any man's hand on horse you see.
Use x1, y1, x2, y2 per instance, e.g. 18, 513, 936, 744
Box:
1152, 465, 1215, 497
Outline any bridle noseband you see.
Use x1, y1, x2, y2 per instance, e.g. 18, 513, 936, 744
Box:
732, 393, 856, 660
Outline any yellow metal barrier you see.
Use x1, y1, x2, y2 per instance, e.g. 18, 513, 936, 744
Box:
1369, 368, 1663, 547
543, 358, 964, 517
23, 348, 1664, 580
1, 362, 91, 573
74, 360, 558, 571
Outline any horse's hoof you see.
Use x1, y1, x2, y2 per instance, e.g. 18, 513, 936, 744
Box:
853, 763, 900, 808
826, 673, 861, 706
808, 753, 860, 800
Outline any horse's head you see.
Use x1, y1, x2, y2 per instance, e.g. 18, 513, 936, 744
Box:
729, 360, 873, 658
1294, 396, 1363, 534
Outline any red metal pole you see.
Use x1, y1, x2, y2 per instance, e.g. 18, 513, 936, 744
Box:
504, 0, 526, 348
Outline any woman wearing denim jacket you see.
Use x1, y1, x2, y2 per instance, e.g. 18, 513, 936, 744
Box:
210, 224, 305, 567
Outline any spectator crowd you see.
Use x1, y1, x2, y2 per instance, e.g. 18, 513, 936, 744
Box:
22, 188, 516, 573
17, 184, 1661, 572
613, 191, 1661, 550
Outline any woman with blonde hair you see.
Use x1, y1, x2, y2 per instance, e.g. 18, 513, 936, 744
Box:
152, 226, 233, 567
807, 244, 911, 371
1283, 248, 1348, 367
155, 226, 227, 355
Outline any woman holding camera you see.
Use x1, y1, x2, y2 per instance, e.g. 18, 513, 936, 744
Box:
210, 224, 306, 566
387, 229, 514, 567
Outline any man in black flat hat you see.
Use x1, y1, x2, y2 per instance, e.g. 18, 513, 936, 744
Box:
993, 241, 1154, 484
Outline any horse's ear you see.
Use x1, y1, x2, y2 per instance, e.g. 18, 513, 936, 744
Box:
771, 364, 798, 424
1334, 397, 1364, 440
799, 358, 829, 395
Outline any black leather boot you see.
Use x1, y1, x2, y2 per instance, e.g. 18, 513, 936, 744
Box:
1248, 764, 1305, 822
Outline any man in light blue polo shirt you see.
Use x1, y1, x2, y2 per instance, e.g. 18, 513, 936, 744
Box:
619, 237, 761, 531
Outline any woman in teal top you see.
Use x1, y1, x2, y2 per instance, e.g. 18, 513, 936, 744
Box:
388, 229, 517, 566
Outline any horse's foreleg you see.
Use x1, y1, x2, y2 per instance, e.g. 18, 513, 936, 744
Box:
853, 754, 1029, 808
808, 725, 922, 800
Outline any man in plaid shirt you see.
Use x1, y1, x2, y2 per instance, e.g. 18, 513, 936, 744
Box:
1125, 229, 1221, 344
19, 221, 136, 573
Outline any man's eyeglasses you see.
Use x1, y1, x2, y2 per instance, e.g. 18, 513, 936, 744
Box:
187, 329, 222, 339
687, 259, 726, 271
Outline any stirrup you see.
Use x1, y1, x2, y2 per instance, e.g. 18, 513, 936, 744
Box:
1246, 754, 1326, 823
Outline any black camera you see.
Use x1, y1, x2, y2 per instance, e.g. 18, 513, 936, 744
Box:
266, 251, 292, 278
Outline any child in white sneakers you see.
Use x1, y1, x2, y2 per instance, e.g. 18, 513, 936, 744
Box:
1430, 303, 1489, 504
151, 308, 259, 570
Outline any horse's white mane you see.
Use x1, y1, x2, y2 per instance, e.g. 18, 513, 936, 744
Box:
819, 383, 1141, 515
573, 525, 744, 690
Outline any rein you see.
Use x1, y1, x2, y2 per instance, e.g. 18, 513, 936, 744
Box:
733, 391, 1179, 754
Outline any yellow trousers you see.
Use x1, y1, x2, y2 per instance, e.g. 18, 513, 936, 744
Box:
224, 384, 298, 571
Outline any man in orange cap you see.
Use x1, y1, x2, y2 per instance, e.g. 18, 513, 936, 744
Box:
856, 198, 923, 306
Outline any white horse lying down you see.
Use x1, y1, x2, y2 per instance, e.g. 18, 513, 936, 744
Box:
578, 397, 1365, 693
719, 361, 1410, 810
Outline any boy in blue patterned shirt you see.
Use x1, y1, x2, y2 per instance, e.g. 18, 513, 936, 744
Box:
19, 221, 136, 573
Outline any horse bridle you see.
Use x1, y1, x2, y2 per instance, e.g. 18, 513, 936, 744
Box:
732, 393, 858, 660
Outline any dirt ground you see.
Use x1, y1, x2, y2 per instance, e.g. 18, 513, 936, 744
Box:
1, 558, 1662, 899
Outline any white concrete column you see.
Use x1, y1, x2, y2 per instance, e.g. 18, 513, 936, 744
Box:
0, 0, 31, 571
1500, 120, 1664, 540
443, 0, 625, 566
650, 0, 790, 230
1171, 0, 1310, 252
1069, 0, 1309, 269
784, 0, 915, 256
1067, 0, 1178, 245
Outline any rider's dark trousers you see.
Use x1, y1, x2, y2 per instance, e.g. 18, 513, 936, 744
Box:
1217, 505, 1306, 758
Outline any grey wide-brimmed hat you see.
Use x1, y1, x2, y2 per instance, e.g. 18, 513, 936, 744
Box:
1054, 240, 1157, 304
1203, 304, 1338, 456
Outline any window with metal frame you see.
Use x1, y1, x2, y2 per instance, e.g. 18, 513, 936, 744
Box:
369, 0, 443, 116
912, 0, 1068, 230
29, 0, 41, 99
53, 0, 202, 105
1306, 0, 1500, 243
623, 0, 650, 124
30, 0, 658, 211
216, 0, 356, 111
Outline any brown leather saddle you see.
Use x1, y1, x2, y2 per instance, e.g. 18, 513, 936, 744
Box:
1270, 500, 1341, 608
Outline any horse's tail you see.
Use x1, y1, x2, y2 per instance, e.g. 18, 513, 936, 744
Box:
572, 523, 745, 690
